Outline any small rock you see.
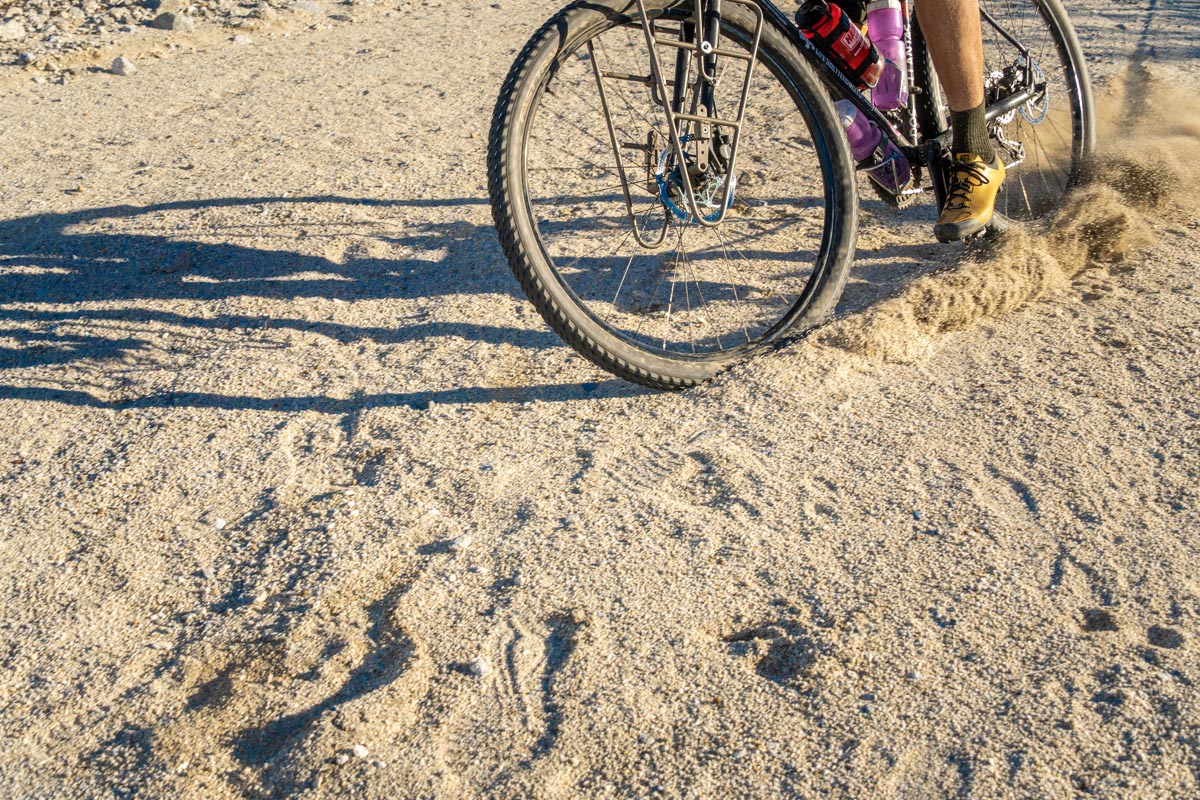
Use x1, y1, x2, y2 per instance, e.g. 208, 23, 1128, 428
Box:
150, 12, 195, 32
512, 571, 526, 587
351, 744, 369, 758
201, 567, 215, 580
111, 56, 137, 76
0, 21, 27, 42
212, 517, 227, 530
334, 752, 350, 765
467, 657, 491, 677
232, 34, 255, 45
372, 759, 386, 768
449, 534, 473, 554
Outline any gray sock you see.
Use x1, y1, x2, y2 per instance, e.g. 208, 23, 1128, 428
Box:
951, 101, 995, 162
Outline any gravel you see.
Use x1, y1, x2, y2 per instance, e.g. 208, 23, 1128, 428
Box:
0, 1, 342, 77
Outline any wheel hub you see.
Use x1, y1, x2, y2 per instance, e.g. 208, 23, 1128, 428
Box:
655, 135, 737, 223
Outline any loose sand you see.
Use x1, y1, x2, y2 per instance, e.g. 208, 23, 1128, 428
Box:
0, 1, 1197, 798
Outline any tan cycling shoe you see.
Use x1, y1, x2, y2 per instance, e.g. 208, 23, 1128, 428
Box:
933, 152, 1006, 243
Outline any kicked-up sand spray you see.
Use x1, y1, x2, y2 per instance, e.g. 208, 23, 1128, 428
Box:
821, 69, 1200, 363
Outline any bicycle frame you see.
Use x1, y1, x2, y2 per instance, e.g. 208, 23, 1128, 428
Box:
591, 0, 1046, 244
754, 0, 1046, 153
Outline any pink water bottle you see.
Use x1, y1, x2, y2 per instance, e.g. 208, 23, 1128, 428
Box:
867, 0, 909, 110
836, 99, 912, 195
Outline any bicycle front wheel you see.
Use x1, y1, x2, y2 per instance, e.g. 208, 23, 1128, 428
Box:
979, 0, 1095, 223
488, 0, 857, 389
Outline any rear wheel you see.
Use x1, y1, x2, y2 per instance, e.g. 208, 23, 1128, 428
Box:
488, 0, 858, 389
979, 0, 1095, 223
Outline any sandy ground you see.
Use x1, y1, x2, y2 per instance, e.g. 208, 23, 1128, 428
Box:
0, 1, 1197, 798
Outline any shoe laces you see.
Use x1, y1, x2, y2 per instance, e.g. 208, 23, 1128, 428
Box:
944, 159, 991, 210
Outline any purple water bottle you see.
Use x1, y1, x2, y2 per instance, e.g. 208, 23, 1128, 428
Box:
867, 0, 909, 110
836, 99, 912, 195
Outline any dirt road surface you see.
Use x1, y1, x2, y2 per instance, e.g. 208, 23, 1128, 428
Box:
0, 1, 1197, 797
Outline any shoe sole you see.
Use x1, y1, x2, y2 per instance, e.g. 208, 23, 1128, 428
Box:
934, 210, 994, 243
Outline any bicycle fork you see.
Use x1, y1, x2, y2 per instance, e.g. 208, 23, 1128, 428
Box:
588, 0, 764, 247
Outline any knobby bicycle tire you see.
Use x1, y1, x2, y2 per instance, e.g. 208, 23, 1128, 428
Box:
488, 0, 858, 389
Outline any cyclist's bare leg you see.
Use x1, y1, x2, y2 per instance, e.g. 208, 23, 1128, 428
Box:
915, 0, 1006, 241
916, 0, 984, 113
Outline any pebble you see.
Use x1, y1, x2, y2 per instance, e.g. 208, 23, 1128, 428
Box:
512, 571, 526, 587
449, 534, 473, 553
150, 12, 195, 32
212, 517, 227, 530
232, 34, 255, 45
111, 55, 136, 75
334, 752, 350, 765
372, 759, 386, 768
201, 566, 215, 580
467, 657, 491, 677
350, 744, 369, 758
0, 21, 28, 42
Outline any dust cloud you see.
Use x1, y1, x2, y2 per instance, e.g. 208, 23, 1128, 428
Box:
823, 71, 1200, 362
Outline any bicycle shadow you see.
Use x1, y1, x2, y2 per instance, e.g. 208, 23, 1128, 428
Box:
0, 194, 649, 408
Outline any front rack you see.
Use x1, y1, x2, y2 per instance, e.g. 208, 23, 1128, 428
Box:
588, 0, 764, 247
